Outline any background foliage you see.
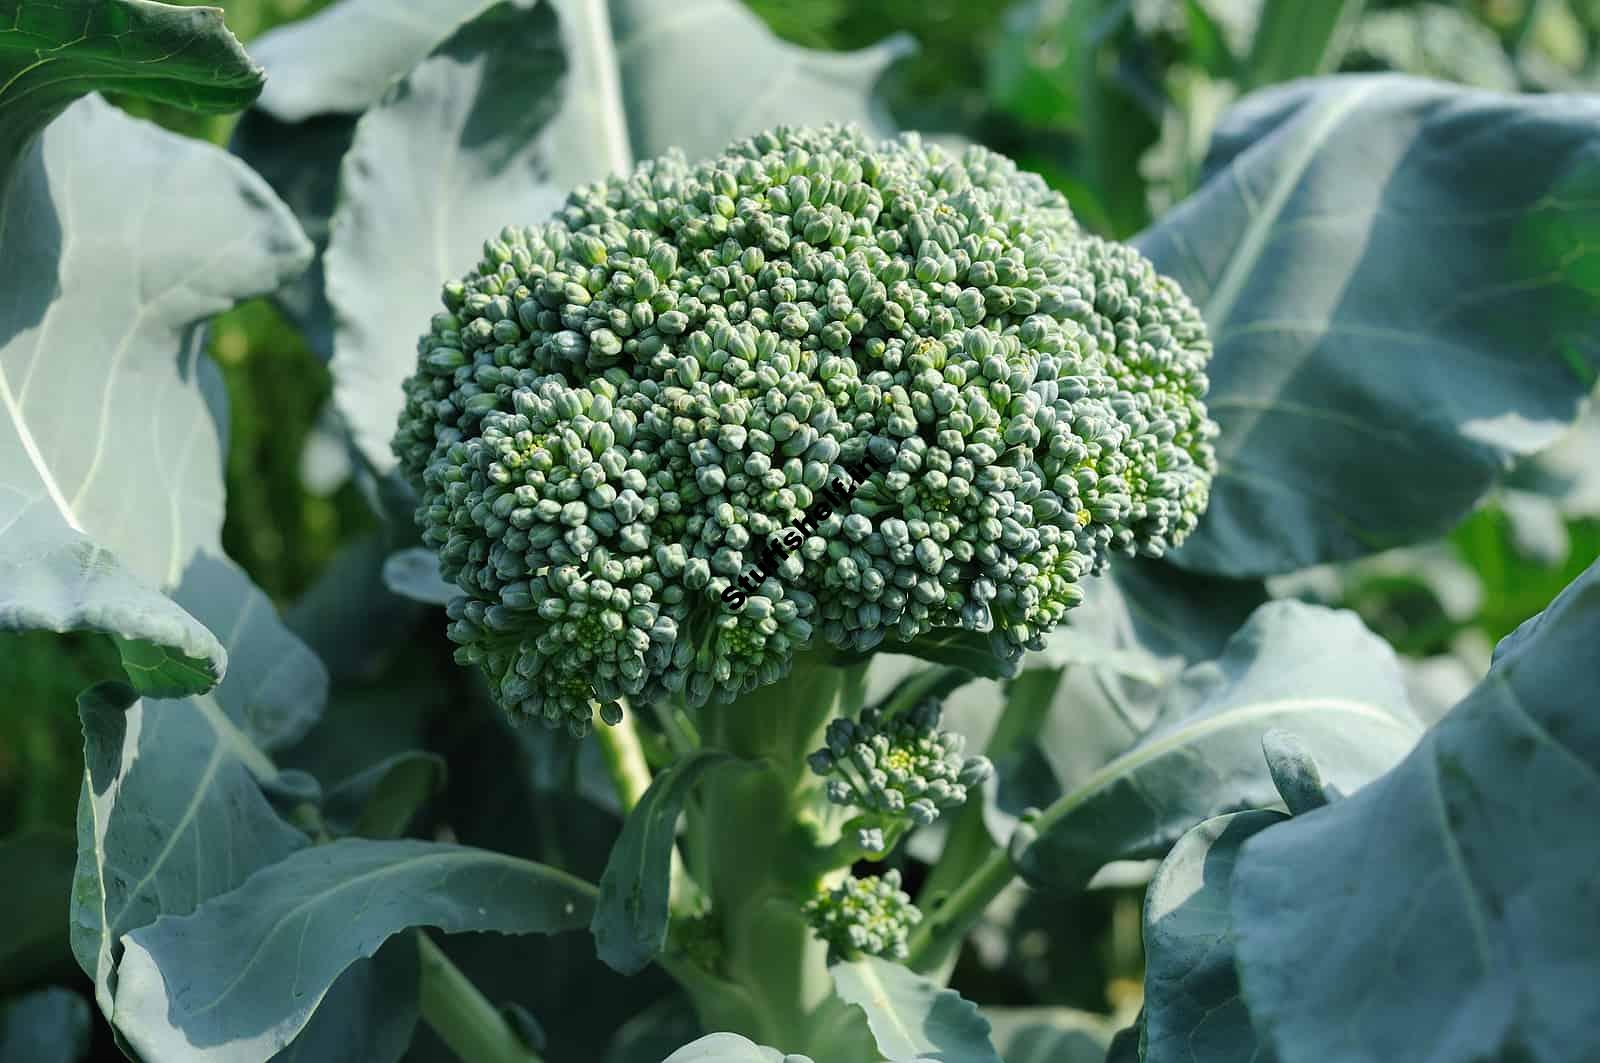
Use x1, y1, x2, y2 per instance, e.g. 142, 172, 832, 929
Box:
2, 0, 1597, 1058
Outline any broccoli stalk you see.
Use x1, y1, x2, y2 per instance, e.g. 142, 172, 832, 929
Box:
674, 652, 882, 1057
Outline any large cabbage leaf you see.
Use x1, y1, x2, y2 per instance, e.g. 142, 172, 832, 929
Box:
1228, 559, 1600, 1062
0, 46, 422, 1063
112, 839, 595, 1062
0, 0, 262, 202
909, 601, 1422, 973
1, 3, 305, 696
1013, 601, 1421, 890
70, 556, 330, 1045
1138, 75, 1600, 576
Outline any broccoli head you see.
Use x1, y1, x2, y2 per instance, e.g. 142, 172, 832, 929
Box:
809, 696, 993, 850
802, 869, 922, 962
392, 125, 1216, 735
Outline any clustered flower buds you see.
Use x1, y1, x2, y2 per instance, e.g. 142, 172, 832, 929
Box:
802, 869, 922, 961
392, 124, 1216, 734
808, 698, 992, 846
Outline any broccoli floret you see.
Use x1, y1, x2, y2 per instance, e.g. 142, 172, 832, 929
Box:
808, 697, 992, 850
392, 124, 1216, 734
802, 869, 922, 961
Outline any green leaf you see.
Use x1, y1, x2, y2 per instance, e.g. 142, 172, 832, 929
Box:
70, 678, 304, 1030
0, 987, 90, 1063
113, 838, 595, 1062
0, 5, 291, 698
247, 0, 486, 123
1137, 76, 1600, 576
1142, 810, 1284, 1063
230, 0, 486, 359
321, 750, 447, 838
1, 93, 312, 696
272, 941, 420, 1063
0, 0, 261, 203
1016, 601, 1421, 890
1229, 560, 1600, 1063
382, 546, 456, 606
1259, 727, 1332, 814
1243, 0, 1364, 87
832, 955, 1001, 1063
980, 1007, 1115, 1063
71, 558, 328, 1032
0, 831, 76, 995
328, 0, 909, 472
659, 1033, 804, 1062
1008, 563, 1266, 820
593, 749, 737, 975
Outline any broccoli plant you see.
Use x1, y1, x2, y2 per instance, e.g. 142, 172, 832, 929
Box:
1, 2, 1597, 1063
391, 123, 1217, 730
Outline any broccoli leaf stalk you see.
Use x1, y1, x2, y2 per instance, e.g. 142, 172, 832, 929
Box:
906, 666, 1060, 979
672, 649, 881, 1058
418, 932, 545, 1063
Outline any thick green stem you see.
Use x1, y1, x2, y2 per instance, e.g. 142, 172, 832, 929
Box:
417, 932, 543, 1063
670, 649, 878, 1059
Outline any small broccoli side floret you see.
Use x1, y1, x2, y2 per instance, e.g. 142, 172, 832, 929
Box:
802, 869, 922, 961
392, 124, 1216, 733
808, 697, 992, 850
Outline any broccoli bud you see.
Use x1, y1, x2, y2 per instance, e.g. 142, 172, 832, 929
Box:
392, 124, 1216, 733
802, 869, 922, 961
808, 697, 992, 845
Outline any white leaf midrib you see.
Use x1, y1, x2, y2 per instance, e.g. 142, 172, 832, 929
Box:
571, 0, 632, 175
0, 357, 83, 531
1037, 694, 1420, 833
1202, 80, 1379, 333
853, 960, 921, 1056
